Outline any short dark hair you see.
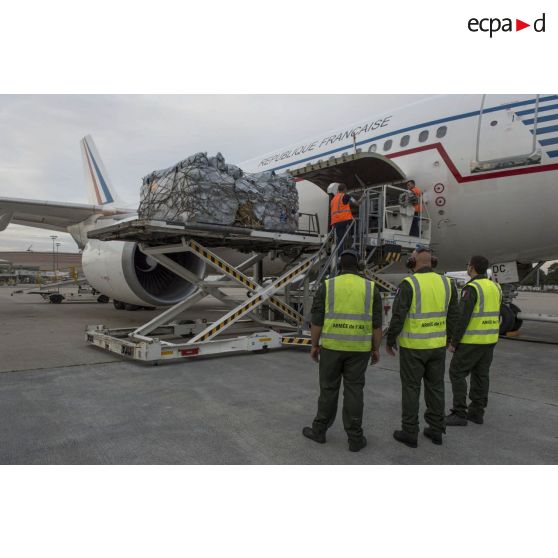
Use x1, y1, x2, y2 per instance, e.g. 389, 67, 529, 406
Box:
469, 255, 489, 274
406, 180, 415, 187
340, 253, 358, 270
337, 183, 347, 192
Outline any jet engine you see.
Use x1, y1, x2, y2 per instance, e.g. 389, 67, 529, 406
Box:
82, 239, 205, 308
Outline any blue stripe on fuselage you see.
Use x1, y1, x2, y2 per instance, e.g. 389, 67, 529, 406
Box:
531, 125, 558, 135
523, 113, 558, 126
516, 103, 558, 116
538, 137, 558, 146
266, 95, 558, 173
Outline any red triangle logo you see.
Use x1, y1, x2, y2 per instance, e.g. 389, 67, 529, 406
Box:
516, 19, 530, 31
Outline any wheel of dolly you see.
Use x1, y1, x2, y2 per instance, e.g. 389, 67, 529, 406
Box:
97, 295, 110, 304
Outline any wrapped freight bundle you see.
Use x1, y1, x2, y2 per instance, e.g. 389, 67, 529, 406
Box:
138, 152, 299, 233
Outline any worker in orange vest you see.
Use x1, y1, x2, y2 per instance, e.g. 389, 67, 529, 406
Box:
406, 180, 423, 237
329, 183, 362, 249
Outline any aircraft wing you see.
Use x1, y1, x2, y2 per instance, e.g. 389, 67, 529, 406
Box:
0, 197, 126, 232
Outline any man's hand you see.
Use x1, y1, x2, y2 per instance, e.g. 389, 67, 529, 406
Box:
370, 349, 380, 365
386, 345, 397, 357
310, 346, 320, 363
448, 344, 457, 353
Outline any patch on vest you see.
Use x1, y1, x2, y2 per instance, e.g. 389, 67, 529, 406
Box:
331, 323, 366, 330
421, 320, 445, 328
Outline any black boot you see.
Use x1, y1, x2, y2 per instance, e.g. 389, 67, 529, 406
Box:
302, 426, 326, 444
467, 411, 484, 424
423, 427, 443, 445
348, 436, 367, 452
393, 430, 418, 448
445, 411, 468, 426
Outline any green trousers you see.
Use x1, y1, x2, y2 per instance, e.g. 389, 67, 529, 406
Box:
449, 343, 495, 418
312, 347, 369, 442
399, 347, 446, 435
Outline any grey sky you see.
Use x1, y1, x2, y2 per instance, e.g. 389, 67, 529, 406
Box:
0, 94, 426, 251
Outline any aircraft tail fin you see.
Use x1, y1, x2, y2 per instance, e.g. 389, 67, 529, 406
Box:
80, 135, 123, 206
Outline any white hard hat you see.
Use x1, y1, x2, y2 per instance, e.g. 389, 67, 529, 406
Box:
327, 182, 340, 195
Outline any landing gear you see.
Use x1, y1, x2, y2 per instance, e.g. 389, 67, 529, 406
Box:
113, 299, 155, 311
499, 301, 523, 336
509, 302, 523, 332
498, 282, 522, 336
499, 304, 516, 335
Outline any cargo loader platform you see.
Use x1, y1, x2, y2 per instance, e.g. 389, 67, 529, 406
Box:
86, 219, 331, 363
88, 218, 325, 252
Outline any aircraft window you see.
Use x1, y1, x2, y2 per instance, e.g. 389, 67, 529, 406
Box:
368, 144, 377, 153
383, 139, 392, 151
490, 120, 498, 127
436, 126, 447, 138
419, 130, 429, 142
400, 135, 410, 147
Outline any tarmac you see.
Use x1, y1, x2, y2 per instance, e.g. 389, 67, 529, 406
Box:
0, 287, 556, 464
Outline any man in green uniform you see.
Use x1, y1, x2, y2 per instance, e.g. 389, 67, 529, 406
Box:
446, 255, 502, 426
302, 249, 383, 452
386, 245, 459, 447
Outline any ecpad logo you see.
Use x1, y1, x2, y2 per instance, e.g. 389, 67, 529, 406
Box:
468, 13, 546, 37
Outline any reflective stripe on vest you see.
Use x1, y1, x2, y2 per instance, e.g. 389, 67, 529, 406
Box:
399, 273, 450, 349
321, 274, 374, 352
461, 278, 502, 344
330, 193, 353, 225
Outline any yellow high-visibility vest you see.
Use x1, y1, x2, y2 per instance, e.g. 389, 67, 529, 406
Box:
321, 274, 374, 352
399, 272, 451, 350
460, 278, 502, 344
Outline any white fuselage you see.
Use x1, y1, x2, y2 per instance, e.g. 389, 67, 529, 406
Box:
240, 94, 558, 270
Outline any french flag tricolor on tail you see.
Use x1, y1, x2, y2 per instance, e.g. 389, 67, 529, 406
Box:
80, 135, 121, 206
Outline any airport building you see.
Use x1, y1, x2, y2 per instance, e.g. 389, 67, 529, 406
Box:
0, 251, 82, 285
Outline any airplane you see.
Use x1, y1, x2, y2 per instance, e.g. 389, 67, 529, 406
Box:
0, 95, 557, 330
0, 136, 203, 310
239, 94, 558, 329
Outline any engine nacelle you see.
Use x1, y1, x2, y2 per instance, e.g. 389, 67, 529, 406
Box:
82, 239, 205, 307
